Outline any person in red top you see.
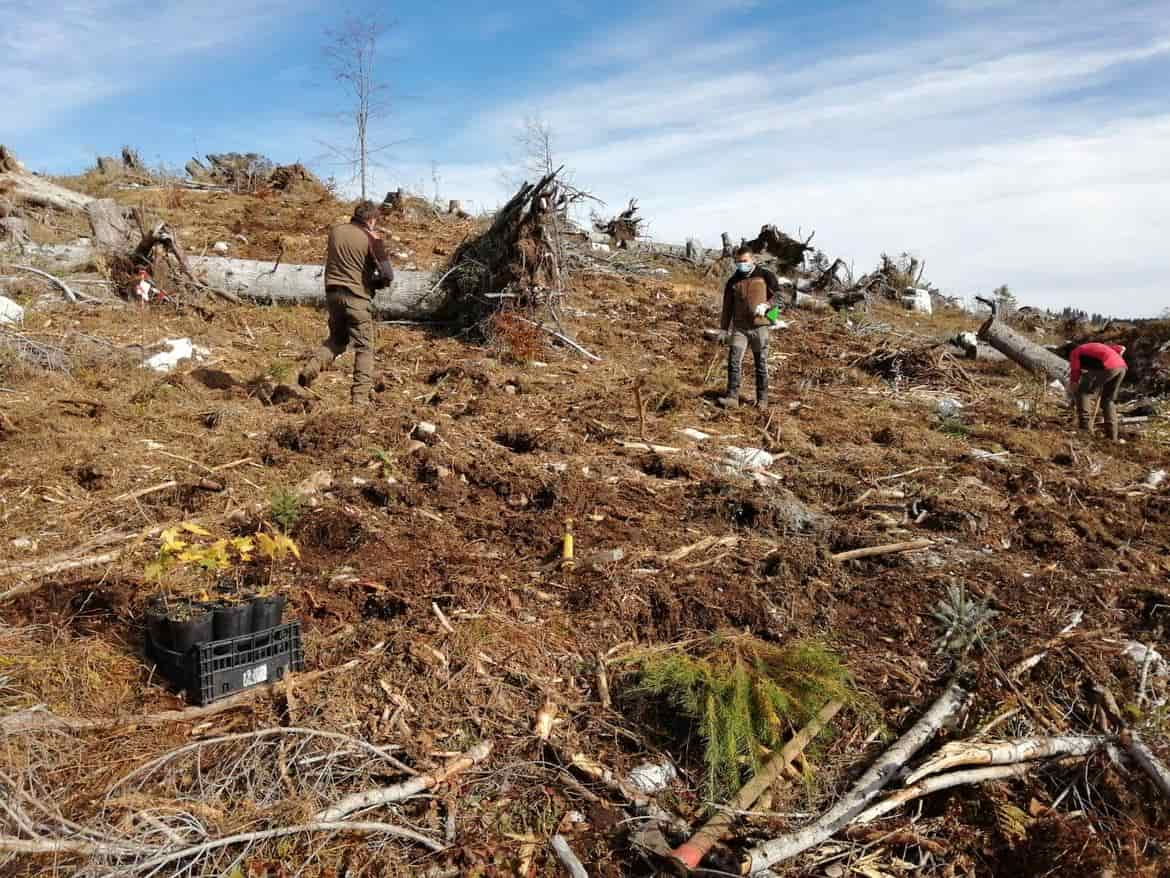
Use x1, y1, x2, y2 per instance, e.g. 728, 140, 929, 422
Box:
1068, 342, 1127, 441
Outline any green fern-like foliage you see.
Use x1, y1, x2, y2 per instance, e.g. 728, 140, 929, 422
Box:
632, 635, 854, 800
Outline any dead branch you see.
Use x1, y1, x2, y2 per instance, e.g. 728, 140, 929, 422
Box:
133, 820, 445, 872
832, 540, 934, 563
1122, 731, 1170, 801
513, 315, 601, 361
550, 833, 589, 878
904, 736, 1109, 785
670, 700, 844, 870
110, 727, 416, 797
315, 740, 492, 821
8, 264, 80, 304
0, 643, 388, 735
855, 764, 1032, 825
743, 678, 973, 873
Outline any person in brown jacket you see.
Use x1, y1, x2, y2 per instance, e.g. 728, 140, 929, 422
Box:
717, 245, 784, 408
297, 200, 394, 406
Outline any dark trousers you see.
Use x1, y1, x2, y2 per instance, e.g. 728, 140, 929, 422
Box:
308, 287, 374, 403
1076, 366, 1125, 434
728, 325, 769, 399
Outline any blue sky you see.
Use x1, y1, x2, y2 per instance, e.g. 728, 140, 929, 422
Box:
5, 0, 1169, 315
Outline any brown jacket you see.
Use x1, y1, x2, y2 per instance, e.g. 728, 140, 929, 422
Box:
324, 221, 393, 299
721, 275, 771, 330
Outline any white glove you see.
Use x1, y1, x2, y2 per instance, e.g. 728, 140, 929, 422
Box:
717, 330, 731, 345
754, 303, 768, 317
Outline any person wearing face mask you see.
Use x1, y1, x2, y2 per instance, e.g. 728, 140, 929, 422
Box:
716, 246, 784, 408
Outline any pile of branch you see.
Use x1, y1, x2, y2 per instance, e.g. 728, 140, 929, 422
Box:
184, 153, 284, 193
593, 198, 644, 250
852, 343, 947, 383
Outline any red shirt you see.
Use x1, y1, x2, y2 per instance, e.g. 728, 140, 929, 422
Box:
1069, 343, 1126, 385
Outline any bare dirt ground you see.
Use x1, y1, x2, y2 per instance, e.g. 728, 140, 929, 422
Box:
2, 183, 1169, 877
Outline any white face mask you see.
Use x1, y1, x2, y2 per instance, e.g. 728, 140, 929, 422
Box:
736, 261, 754, 274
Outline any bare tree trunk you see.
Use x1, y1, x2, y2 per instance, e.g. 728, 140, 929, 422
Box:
721, 232, 732, 258
978, 315, 1070, 389
0, 169, 93, 212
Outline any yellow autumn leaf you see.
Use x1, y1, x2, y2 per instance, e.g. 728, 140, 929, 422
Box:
181, 522, 214, 537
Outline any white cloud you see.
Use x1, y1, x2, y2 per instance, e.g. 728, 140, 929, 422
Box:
440, 0, 1170, 316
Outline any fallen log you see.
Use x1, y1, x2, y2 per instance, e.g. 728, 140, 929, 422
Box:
977, 305, 1070, 389
4, 242, 438, 317
1122, 731, 1170, 801
314, 740, 493, 821
550, 834, 589, 878
670, 700, 843, 870
0, 168, 93, 212
743, 678, 973, 874
855, 763, 1032, 824
903, 735, 1108, 785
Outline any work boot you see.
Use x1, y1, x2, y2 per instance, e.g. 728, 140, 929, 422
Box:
755, 392, 769, 408
716, 394, 739, 409
297, 359, 319, 388
1107, 418, 1120, 442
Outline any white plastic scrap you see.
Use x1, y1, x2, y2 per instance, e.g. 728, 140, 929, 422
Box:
627, 760, 678, 795
0, 295, 24, 325
143, 338, 209, 373
1123, 641, 1168, 677
1144, 469, 1167, 489
679, 428, 711, 442
721, 446, 775, 473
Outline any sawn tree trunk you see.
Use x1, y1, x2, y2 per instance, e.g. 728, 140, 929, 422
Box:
978, 316, 1070, 389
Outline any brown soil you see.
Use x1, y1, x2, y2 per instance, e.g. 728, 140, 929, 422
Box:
1, 184, 1169, 877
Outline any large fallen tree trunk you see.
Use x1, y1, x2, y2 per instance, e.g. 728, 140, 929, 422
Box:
2, 242, 438, 318
0, 167, 94, 212
977, 304, 1070, 389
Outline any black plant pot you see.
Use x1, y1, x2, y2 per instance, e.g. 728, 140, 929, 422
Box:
145, 595, 170, 650
211, 601, 251, 640
250, 594, 286, 632
167, 604, 214, 654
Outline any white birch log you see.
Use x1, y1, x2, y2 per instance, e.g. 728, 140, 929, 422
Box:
854, 764, 1032, 824
314, 741, 492, 821
743, 679, 973, 874
904, 735, 1108, 785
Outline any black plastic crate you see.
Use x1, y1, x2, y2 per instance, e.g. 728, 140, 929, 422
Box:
146, 621, 303, 706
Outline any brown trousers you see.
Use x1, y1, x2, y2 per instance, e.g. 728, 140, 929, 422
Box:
1075, 366, 1125, 437
309, 287, 374, 403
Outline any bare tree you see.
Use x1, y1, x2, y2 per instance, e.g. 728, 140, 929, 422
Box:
323, 17, 393, 200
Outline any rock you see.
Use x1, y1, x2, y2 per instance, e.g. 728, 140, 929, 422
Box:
0, 295, 25, 325
583, 548, 624, 570
212, 241, 230, 255
503, 384, 517, 395
720, 446, 775, 473
296, 470, 334, 497
937, 398, 964, 418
